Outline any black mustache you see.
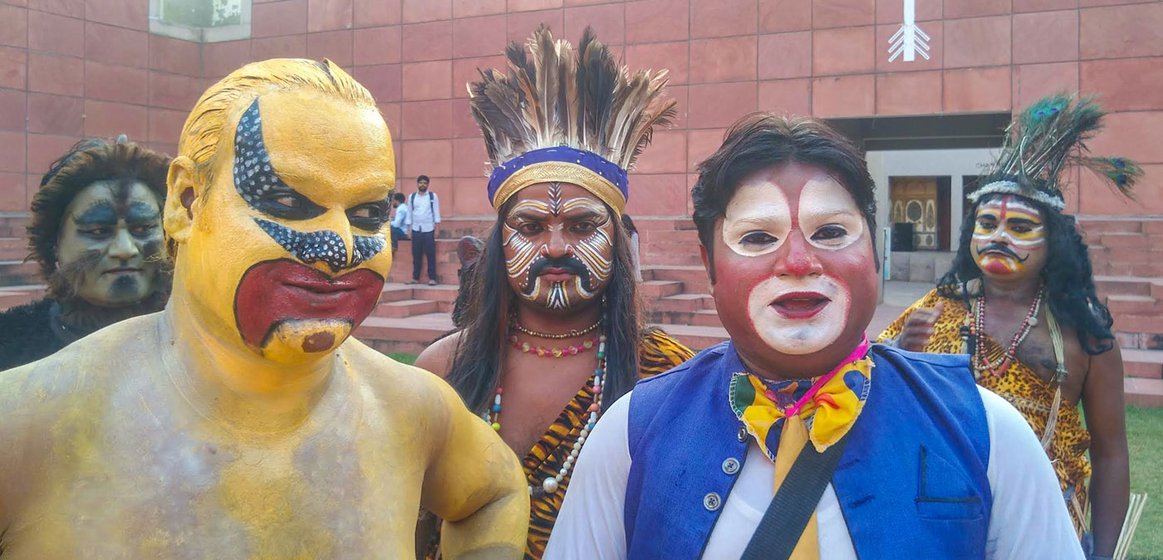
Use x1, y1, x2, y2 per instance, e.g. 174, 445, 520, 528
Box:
980, 243, 1028, 263
524, 255, 591, 295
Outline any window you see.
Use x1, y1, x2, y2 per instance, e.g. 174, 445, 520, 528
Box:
150, 0, 252, 42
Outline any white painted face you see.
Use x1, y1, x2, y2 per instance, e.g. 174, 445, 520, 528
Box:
719, 174, 865, 355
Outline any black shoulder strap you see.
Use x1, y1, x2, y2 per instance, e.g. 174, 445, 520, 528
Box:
411, 192, 435, 213
740, 433, 852, 560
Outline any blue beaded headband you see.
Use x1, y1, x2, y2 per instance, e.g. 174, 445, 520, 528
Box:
487, 146, 630, 215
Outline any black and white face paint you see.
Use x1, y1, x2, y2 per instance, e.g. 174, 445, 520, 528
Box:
502, 182, 615, 312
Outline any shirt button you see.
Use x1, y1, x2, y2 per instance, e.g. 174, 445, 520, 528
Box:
722, 457, 740, 475
737, 426, 749, 442
703, 492, 722, 511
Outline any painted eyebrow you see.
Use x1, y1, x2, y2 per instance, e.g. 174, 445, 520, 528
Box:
560, 208, 605, 220
799, 207, 859, 220
1005, 216, 1042, 225
126, 202, 161, 223
728, 214, 788, 226
509, 208, 553, 221
73, 202, 118, 225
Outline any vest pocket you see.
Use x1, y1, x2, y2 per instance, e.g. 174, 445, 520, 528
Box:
914, 446, 985, 520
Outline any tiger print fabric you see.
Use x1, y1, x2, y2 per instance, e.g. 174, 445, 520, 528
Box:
423, 328, 694, 560
879, 289, 1091, 536
521, 328, 694, 559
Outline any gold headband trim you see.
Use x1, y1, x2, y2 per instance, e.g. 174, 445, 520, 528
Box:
492, 161, 626, 215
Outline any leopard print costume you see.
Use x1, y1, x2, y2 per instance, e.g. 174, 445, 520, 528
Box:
424, 328, 695, 559
879, 289, 1090, 537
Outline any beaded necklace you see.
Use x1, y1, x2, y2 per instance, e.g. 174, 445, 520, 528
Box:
970, 286, 1044, 378
509, 334, 600, 358
512, 318, 602, 340
483, 331, 608, 497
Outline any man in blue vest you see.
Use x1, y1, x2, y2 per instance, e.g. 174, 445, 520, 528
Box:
545, 114, 1083, 559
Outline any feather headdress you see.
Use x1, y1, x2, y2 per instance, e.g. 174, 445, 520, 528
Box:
970, 94, 1141, 211
469, 26, 677, 214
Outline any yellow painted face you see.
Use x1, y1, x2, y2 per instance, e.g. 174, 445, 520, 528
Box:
970, 194, 1047, 280
176, 90, 395, 364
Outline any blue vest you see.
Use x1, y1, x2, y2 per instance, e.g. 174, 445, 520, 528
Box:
624, 342, 992, 559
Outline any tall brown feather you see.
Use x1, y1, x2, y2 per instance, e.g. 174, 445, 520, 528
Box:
468, 25, 675, 175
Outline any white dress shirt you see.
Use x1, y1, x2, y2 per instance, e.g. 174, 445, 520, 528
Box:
544, 387, 1085, 560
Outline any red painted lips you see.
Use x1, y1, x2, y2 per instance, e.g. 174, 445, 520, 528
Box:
771, 291, 831, 319
234, 259, 384, 349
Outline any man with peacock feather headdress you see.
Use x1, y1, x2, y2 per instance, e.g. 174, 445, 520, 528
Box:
880, 94, 1136, 557
414, 26, 695, 559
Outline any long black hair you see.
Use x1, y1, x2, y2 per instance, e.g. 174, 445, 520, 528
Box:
938, 193, 1114, 355
445, 201, 642, 413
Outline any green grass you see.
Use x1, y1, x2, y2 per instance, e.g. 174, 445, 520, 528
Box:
388, 352, 417, 365
1127, 406, 1163, 560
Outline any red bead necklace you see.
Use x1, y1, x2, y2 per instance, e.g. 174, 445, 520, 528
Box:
971, 287, 1044, 378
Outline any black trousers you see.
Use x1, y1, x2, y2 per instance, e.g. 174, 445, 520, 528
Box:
411, 230, 437, 281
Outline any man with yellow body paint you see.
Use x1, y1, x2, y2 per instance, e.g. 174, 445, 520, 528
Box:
0, 59, 528, 558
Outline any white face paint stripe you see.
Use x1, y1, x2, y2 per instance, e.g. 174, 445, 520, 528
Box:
721, 177, 865, 257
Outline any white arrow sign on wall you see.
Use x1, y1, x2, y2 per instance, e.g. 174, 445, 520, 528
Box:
888, 0, 930, 62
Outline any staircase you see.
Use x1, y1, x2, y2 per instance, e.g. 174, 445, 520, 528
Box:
1081, 217, 1163, 407
0, 213, 1160, 406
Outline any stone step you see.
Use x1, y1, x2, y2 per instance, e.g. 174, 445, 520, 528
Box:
0, 287, 40, 311
373, 299, 440, 318
387, 239, 467, 284
1112, 314, 1163, 335
355, 313, 454, 356
1094, 232, 1163, 250
1105, 294, 1163, 315
1092, 261, 1163, 277
1089, 247, 1160, 265
644, 265, 709, 293
638, 229, 700, 246
643, 250, 705, 266
639, 280, 684, 299
653, 323, 729, 351
1123, 349, 1163, 379
1094, 276, 1156, 297
378, 284, 417, 303
1077, 219, 1145, 235
410, 284, 458, 303
0, 260, 39, 287
0, 216, 29, 238
654, 293, 716, 313
0, 238, 25, 261
646, 308, 723, 328
640, 239, 702, 255
1125, 377, 1163, 407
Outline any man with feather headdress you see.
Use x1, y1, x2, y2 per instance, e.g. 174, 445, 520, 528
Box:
880, 95, 1134, 557
414, 27, 694, 558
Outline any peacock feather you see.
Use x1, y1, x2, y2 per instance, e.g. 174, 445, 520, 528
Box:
977, 94, 1140, 208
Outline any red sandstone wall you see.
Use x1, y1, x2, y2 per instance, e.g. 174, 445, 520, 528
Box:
1, 0, 1161, 219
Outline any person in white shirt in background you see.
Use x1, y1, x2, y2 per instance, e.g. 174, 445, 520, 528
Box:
389, 191, 410, 253
406, 175, 441, 285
